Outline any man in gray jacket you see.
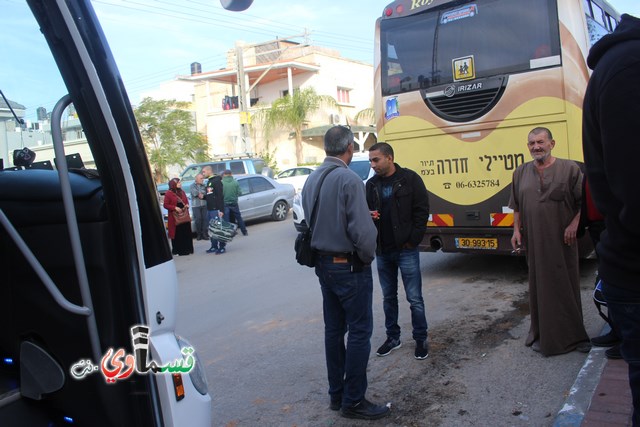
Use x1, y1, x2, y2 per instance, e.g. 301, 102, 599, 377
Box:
190, 173, 208, 240
301, 125, 389, 420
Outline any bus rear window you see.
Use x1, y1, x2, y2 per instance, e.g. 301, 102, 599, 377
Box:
381, 0, 561, 96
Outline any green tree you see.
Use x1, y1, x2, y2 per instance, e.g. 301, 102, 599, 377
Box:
134, 97, 208, 183
260, 87, 338, 165
258, 143, 279, 174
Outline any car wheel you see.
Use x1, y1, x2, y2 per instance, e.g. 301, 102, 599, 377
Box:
272, 200, 288, 221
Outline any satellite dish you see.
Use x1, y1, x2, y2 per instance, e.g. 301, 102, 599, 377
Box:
220, 0, 253, 11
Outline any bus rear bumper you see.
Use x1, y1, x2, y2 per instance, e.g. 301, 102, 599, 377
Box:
419, 227, 595, 258
419, 227, 516, 256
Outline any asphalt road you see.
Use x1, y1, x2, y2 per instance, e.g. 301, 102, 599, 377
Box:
173, 216, 605, 426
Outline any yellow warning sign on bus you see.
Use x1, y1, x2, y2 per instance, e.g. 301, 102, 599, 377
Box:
453, 55, 475, 81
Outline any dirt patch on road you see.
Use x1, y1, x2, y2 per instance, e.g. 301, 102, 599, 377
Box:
365, 292, 530, 427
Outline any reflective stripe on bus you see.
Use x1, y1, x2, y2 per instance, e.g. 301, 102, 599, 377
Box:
490, 213, 514, 227
427, 214, 454, 227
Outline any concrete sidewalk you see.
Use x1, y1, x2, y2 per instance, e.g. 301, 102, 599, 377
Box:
553, 345, 633, 427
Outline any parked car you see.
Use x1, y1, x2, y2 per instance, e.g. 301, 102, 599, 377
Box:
292, 154, 373, 232
163, 174, 294, 231
275, 166, 316, 193
236, 174, 294, 221
348, 153, 375, 182
157, 155, 273, 196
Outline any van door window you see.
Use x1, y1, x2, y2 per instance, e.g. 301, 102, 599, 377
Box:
252, 159, 266, 174
229, 160, 245, 175
212, 163, 226, 175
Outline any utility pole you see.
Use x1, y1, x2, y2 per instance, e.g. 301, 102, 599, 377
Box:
235, 42, 251, 154
234, 33, 309, 155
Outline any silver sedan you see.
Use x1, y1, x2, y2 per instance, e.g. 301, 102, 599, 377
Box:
235, 174, 294, 221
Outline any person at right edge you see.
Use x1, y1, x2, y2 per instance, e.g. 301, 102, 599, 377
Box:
365, 142, 430, 360
301, 126, 390, 420
579, 176, 622, 359
582, 13, 640, 426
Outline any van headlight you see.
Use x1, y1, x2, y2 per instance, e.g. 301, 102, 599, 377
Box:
175, 335, 209, 395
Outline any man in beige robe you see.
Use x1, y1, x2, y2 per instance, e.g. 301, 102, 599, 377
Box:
509, 127, 590, 356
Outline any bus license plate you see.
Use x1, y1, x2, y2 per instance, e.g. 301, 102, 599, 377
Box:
455, 237, 498, 250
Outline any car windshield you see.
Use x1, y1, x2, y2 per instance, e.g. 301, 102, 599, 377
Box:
349, 160, 372, 181
278, 169, 294, 178
181, 166, 202, 181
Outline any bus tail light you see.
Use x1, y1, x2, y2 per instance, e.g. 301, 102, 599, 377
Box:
172, 373, 185, 401
384, 5, 405, 17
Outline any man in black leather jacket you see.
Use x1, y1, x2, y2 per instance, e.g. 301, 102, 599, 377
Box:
365, 143, 430, 360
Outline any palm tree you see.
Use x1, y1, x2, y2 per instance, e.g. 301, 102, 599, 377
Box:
354, 107, 375, 126
259, 87, 339, 165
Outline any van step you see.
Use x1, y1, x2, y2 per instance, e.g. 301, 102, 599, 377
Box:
0, 388, 20, 408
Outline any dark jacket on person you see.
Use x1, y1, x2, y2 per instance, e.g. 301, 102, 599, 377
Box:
365, 164, 429, 254
582, 14, 640, 291
205, 175, 224, 211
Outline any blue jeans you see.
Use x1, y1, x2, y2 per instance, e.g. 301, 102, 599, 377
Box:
207, 210, 225, 250
224, 203, 247, 234
602, 281, 640, 426
377, 248, 428, 342
315, 255, 373, 407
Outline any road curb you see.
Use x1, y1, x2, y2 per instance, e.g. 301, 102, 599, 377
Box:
552, 327, 610, 427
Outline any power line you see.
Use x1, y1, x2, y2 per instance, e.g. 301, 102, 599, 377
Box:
94, 0, 373, 49
94, 0, 306, 41
91, 0, 376, 101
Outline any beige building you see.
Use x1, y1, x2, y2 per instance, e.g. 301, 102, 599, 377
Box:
1, 40, 376, 173
180, 39, 377, 170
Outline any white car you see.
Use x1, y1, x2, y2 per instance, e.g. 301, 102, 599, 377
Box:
292, 155, 373, 232
274, 166, 316, 193
348, 153, 376, 182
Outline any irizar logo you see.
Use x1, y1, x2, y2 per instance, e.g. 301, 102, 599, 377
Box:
444, 82, 483, 98
444, 85, 456, 98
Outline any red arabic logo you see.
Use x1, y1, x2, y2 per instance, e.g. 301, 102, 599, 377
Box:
70, 325, 195, 384
100, 348, 135, 383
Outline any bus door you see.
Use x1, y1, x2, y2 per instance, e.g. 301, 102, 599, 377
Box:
0, 1, 214, 425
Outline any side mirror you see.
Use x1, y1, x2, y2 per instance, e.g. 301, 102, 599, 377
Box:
220, 0, 253, 11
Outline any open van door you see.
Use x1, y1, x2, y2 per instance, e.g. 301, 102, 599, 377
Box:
0, 1, 217, 425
